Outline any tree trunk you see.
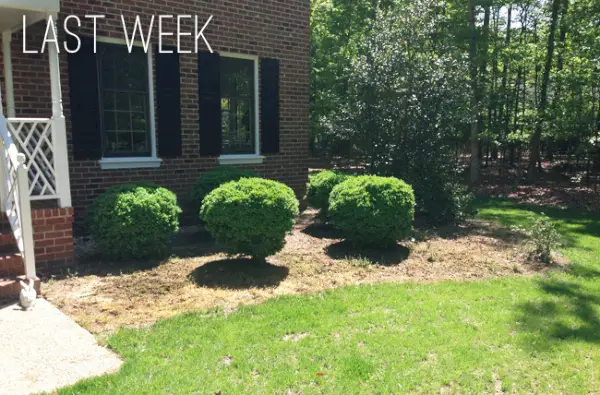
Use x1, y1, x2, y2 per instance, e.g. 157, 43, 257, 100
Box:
468, 0, 480, 184
478, 5, 491, 147
501, 5, 512, 138
528, 0, 561, 182
547, 0, 570, 162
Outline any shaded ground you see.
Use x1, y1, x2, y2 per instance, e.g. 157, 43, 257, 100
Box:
312, 156, 600, 212
44, 209, 560, 334
474, 184, 600, 212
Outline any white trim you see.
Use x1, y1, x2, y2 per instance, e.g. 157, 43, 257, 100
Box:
219, 52, 261, 158
0, 0, 60, 13
95, 35, 147, 48
147, 46, 158, 158
96, 37, 160, 168
99, 157, 163, 170
2, 31, 15, 118
218, 154, 265, 165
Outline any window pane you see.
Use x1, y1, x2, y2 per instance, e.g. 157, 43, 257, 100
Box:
131, 112, 147, 130
103, 111, 116, 131
222, 98, 254, 154
221, 98, 230, 138
221, 57, 253, 97
132, 132, 148, 153
116, 112, 131, 131
220, 57, 255, 155
117, 132, 133, 152
131, 94, 145, 112
115, 92, 129, 111
105, 132, 117, 152
98, 42, 151, 157
103, 92, 115, 110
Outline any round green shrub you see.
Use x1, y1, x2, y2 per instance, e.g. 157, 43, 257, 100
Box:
305, 170, 351, 216
189, 166, 258, 214
200, 178, 299, 259
89, 183, 181, 259
328, 175, 415, 246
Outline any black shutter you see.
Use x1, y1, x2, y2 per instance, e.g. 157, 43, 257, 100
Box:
156, 46, 182, 158
67, 35, 102, 160
198, 51, 221, 156
260, 58, 280, 154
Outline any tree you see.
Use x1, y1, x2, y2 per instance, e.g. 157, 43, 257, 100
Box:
468, 0, 480, 184
311, 0, 600, 189
528, 0, 561, 181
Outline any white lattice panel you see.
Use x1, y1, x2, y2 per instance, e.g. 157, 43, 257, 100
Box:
7, 119, 57, 199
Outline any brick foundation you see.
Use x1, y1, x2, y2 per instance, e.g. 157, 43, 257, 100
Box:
32, 207, 74, 272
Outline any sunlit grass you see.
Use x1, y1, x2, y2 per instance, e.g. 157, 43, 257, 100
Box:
58, 200, 600, 394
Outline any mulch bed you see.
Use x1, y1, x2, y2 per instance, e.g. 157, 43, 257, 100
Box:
43, 209, 564, 334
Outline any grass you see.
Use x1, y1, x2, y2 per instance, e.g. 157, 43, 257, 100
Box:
58, 199, 600, 394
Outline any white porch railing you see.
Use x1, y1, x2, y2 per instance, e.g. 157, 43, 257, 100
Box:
0, 114, 36, 279
0, 10, 71, 281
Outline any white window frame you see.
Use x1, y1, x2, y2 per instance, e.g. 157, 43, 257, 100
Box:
217, 52, 264, 165
95, 36, 162, 170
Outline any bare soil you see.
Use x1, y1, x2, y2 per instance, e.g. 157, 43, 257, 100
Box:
44, 209, 564, 334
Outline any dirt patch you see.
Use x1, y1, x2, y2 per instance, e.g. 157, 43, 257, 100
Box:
44, 209, 565, 334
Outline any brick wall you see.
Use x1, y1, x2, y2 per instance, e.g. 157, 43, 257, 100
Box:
0, 208, 74, 272
1, 0, 310, 231
32, 207, 74, 270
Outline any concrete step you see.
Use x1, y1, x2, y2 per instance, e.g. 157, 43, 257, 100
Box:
0, 275, 40, 301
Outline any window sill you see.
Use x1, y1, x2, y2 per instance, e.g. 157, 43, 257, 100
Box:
218, 154, 265, 165
99, 157, 163, 170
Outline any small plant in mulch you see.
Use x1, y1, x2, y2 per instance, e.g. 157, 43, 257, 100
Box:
512, 214, 562, 264
346, 256, 373, 268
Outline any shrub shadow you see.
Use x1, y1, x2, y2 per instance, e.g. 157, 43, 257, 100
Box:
429, 219, 524, 245
42, 257, 169, 280
326, 241, 410, 266
189, 258, 289, 289
301, 222, 344, 239
46, 227, 222, 280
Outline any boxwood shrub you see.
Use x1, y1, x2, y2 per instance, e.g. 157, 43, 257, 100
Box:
328, 175, 415, 246
305, 170, 351, 217
189, 166, 258, 215
200, 178, 299, 259
89, 183, 181, 259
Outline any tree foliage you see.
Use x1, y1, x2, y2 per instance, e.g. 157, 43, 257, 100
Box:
311, 0, 600, 186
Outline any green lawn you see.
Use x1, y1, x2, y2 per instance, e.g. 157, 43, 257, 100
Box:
59, 200, 600, 394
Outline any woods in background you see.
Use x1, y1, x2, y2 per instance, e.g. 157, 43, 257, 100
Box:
310, 0, 600, 187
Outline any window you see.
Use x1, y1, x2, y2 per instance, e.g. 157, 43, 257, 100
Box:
220, 56, 258, 155
97, 42, 152, 157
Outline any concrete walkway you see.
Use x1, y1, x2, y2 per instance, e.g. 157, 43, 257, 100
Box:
0, 299, 122, 395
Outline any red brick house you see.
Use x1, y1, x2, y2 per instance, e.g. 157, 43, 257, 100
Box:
0, 0, 309, 298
